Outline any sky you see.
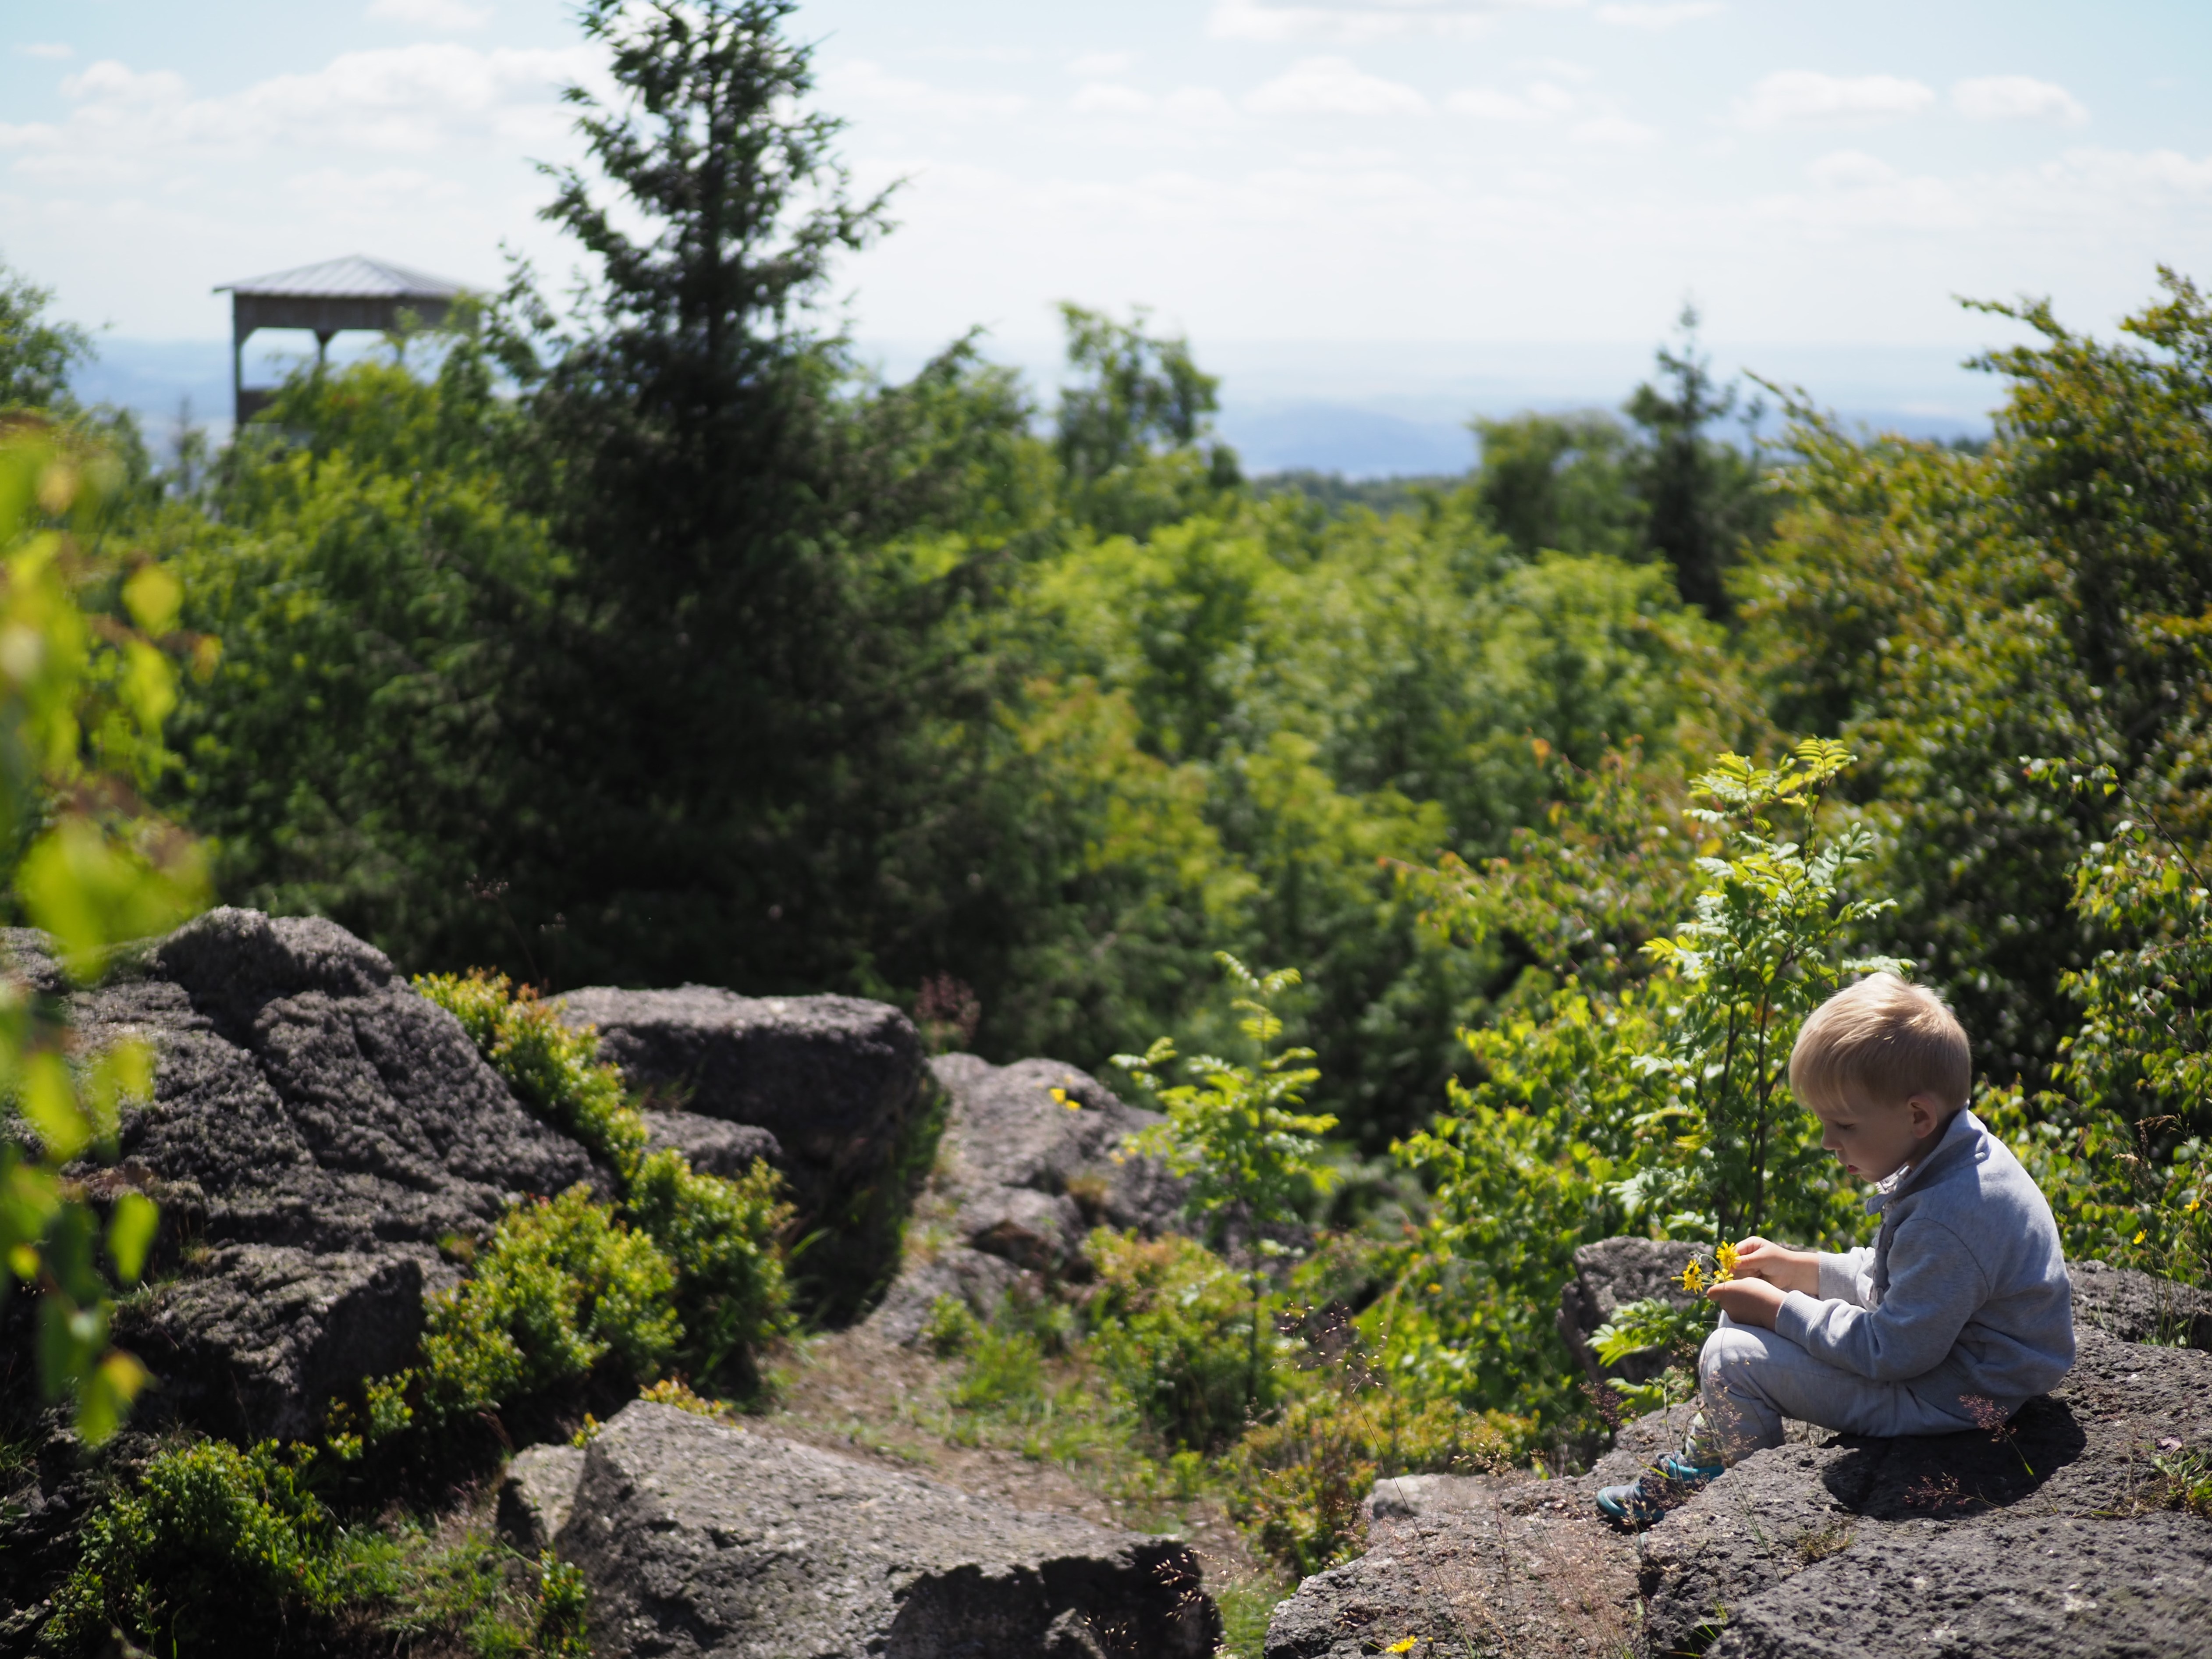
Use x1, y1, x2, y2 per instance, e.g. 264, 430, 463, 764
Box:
9, 1, 2212, 467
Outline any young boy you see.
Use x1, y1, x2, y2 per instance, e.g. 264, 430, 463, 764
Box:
1597, 970, 2075, 1527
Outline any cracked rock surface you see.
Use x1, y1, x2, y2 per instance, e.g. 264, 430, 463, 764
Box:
5, 909, 596, 1440
864, 1055, 1184, 1343
557, 1400, 1221, 1658
1268, 1241, 2212, 1658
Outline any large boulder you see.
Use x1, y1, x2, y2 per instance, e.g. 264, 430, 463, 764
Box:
864, 1055, 1183, 1343
4, 910, 596, 1439
555, 1399, 1221, 1658
554, 985, 920, 1218
1269, 1244, 2212, 1659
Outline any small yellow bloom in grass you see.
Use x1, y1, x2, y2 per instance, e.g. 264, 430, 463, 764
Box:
1385, 1640, 1420, 1654
1425, 1282, 1441, 1295
1714, 1241, 1740, 1281
2134, 1230, 2147, 1244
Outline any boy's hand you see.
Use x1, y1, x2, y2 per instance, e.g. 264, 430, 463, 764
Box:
1707, 1277, 1787, 1329
1729, 1236, 1820, 1296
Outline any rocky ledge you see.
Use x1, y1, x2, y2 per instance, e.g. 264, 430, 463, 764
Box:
1268, 1240, 2212, 1659
864, 1053, 1185, 1343
517, 1400, 1221, 1658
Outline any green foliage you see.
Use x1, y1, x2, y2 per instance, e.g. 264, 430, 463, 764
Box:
50, 1435, 577, 1658
1391, 739, 1892, 1428
0, 423, 206, 1445
46, 1439, 337, 1652
1083, 1229, 1292, 1451
1978, 767, 2211, 1287
419, 1186, 679, 1417
1738, 271, 2212, 1087
1472, 410, 1643, 561
0, 258, 90, 412
1116, 954, 1338, 1254
417, 968, 792, 1390
626, 1148, 793, 1386
1632, 740, 1903, 1238
417, 970, 648, 1177
534, 1550, 593, 1656
1225, 1390, 1529, 1578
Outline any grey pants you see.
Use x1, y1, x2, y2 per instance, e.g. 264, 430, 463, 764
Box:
1687, 1312, 1984, 1465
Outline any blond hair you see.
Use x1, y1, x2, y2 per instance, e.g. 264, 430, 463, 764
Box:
1789, 971, 1971, 1115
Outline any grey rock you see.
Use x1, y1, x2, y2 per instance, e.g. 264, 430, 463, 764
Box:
1706, 1511, 2212, 1659
638, 1107, 782, 1179
1556, 1236, 1701, 1388
554, 984, 920, 1214
499, 1444, 587, 1555
14, 908, 596, 1439
557, 1400, 1221, 1658
1284, 1237, 2212, 1659
135, 1245, 429, 1439
865, 1246, 1033, 1346
861, 1056, 1184, 1343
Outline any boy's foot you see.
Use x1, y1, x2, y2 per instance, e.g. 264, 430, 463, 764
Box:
1594, 1453, 1724, 1528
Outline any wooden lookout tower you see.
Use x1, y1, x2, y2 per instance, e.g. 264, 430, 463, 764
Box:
215, 256, 466, 423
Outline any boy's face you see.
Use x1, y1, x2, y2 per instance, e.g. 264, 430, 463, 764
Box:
1810, 1092, 1950, 1183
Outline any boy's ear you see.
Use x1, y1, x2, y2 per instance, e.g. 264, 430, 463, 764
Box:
1906, 1093, 1947, 1138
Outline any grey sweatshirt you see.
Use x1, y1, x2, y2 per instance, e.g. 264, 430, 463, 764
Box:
1771, 1107, 2075, 1408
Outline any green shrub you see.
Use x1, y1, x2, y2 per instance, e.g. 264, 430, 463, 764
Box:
950, 1324, 1047, 1412
1224, 1390, 1530, 1578
46, 1439, 339, 1653
625, 1148, 792, 1389
1084, 1229, 1293, 1451
533, 1550, 592, 1656
419, 1186, 679, 1417
416, 971, 649, 1179
416, 969, 792, 1395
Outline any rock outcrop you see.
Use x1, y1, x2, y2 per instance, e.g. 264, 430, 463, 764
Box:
554, 984, 920, 1218
1268, 1240, 2212, 1659
865, 1055, 1184, 1343
9, 910, 598, 1440
555, 1400, 1221, 1658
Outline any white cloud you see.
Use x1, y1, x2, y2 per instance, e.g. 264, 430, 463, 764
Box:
1448, 81, 1577, 121
1165, 87, 1239, 126
16, 43, 73, 60
1208, 0, 1573, 46
366, 0, 494, 29
1596, 2, 1722, 27
1806, 149, 1896, 189
1736, 71, 1935, 128
1572, 114, 1658, 145
824, 61, 1028, 122
1069, 51, 1136, 78
1952, 76, 2087, 126
1073, 83, 1152, 116
2, 46, 600, 185
1246, 56, 1427, 117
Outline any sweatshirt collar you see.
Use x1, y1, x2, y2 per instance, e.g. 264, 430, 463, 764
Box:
1865, 1107, 1982, 1213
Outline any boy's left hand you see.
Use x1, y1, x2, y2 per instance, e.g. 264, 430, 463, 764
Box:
1706, 1277, 1787, 1329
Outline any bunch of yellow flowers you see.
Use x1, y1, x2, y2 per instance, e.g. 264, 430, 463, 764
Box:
1675, 1240, 1741, 1294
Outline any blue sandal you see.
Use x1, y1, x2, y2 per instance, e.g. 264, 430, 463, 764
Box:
1594, 1453, 1724, 1528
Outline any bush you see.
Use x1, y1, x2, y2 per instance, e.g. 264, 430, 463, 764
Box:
625, 1149, 792, 1389
46, 1439, 338, 1653
1084, 1229, 1294, 1451
419, 1186, 679, 1417
416, 971, 648, 1178
417, 969, 792, 1394
1224, 1390, 1530, 1578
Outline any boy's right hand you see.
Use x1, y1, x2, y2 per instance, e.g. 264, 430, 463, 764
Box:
1728, 1236, 1821, 1297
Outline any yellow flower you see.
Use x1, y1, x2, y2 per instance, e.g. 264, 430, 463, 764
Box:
1385, 1641, 1420, 1654
1714, 1240, 1740, 1281
1051, 1087, 1080, 1112
1676, 1259, 1706, 1294
1425, 1283, 1441, 1295
2133, 1229, 2146, 1244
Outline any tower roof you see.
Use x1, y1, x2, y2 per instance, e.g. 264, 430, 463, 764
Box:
214, 255, 468, 300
